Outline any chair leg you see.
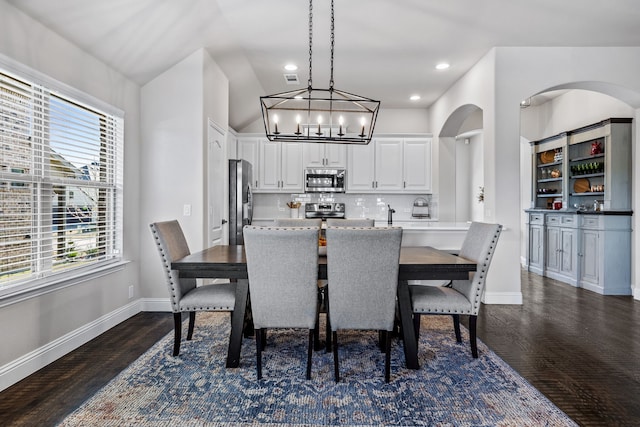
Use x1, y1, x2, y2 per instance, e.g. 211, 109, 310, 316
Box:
469, 315, 478, 358
255, 328, 263, 379
172, 312, 182, 356
452, 314, 462, 343
413, 313, 421, 341
307, 329, 314, 380
378, 330, 386, 352
332, 331, 340, 382
260, 329, 267, 350
187, 311, 196, 340
385, 329, 392, 383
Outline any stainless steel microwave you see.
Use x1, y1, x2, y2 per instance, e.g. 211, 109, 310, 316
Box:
304, 168, 346, 193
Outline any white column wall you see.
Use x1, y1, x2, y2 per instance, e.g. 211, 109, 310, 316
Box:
140, 49, 229, 300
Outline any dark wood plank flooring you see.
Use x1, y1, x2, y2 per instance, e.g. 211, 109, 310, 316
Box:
2, 271, 639, 426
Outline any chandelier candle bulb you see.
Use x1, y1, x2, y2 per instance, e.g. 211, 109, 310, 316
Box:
273, 114, 280, 134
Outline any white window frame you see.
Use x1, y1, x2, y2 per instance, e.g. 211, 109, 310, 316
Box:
0, 55, 124, 300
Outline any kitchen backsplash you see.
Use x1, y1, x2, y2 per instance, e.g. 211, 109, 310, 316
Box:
252, 193, 437, 221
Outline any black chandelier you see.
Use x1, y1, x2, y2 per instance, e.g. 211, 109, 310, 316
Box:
260, 0, 380, 145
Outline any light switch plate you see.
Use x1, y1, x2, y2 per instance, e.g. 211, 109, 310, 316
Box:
183, 204, 191, 216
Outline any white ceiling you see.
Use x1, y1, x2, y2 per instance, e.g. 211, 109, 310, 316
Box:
7, 0, 640, 130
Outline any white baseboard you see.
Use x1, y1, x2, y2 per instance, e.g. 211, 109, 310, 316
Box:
140, 297, 171, 312
0, 299, 142, 393
482, 291, 523, 305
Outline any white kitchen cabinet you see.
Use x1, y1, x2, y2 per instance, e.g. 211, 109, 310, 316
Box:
237, 137, 261, 188
347, 137, 432, 193
375, 138, 404, 191
403, 138, 432, 192
347, 142, 376, 191
258, 140, 303, 192
302, 143, 347, 168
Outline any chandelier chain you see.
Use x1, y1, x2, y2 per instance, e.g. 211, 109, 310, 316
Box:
308, 0, 313, 89
329, 0, 335, 90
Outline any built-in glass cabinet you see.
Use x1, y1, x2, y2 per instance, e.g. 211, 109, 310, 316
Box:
530, 118, 632, 211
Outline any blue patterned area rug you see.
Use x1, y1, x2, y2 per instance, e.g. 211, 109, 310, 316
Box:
59, 313, 576, 426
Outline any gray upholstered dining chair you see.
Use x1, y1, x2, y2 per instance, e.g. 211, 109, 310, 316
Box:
274, 218, 322, 227
150, 220, 237, 357
326, 218, 375, 227
243, 225, 320, 380
410, 221, 502, 358
326, 226, 403, 383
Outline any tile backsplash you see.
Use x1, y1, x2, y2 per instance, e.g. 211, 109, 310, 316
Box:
252, 193, 437, 221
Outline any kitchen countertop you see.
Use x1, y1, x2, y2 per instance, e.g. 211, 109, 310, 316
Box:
252, 218, 471, 231
525, 208, 633, 216
375, 221, 471, 230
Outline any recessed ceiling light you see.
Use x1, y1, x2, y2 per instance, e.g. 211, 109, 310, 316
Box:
410, 95, 421, 101
284, 64, 298, 71
435, 63, 450, 70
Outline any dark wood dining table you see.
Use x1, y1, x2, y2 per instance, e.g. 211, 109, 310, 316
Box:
171, 245, 476, 370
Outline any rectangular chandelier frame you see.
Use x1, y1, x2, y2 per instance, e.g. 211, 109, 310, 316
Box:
260, 87, 380, 145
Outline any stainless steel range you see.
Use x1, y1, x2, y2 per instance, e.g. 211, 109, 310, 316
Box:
304, 202, 345, 220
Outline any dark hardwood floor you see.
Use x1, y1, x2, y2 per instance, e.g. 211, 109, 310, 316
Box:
2, 271, 639, 426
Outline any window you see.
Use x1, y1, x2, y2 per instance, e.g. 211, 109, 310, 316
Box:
0, 68, 123, 293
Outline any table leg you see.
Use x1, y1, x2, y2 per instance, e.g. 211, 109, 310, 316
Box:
226, 279, 249, 368
397, 279, 419, 369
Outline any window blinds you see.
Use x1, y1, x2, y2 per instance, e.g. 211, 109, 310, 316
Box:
0, 70, 123, 288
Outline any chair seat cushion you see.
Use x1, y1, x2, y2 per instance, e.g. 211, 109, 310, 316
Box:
410, 285, 473, 315
179, 283, 236, 311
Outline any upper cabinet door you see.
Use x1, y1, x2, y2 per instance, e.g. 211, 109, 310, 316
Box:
375, 138, 403, 191
302, 143, 325, 167
403, 138, 432, 192
324, 144, 347, 168
237, 138, 260, 188
302, 143, 347, 167
259, 140, 281, 191
281, 142, 304, 191
347, 143, 376, 191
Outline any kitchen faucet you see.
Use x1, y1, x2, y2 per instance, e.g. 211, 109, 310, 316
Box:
387, 204, 395, 224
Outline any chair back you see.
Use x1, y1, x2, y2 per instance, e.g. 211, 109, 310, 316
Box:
326, 226, 402, 331
326, 218, 375, 227
274, 218, 322, 228
150, 220, 196, 312
452, 222, 502, 315
243, 226, 320, 329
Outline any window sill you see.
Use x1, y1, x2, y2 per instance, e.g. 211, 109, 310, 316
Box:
0, 260, 130, 308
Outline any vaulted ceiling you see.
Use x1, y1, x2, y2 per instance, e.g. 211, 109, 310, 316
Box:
7, 0, 640, 130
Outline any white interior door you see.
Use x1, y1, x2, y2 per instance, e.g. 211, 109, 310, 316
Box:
208, 120, 226, 246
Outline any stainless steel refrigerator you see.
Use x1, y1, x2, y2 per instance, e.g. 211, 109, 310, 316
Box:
228, 159, 253, 245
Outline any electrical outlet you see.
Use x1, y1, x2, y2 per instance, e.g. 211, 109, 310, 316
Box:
128, 285, 134, 299
183, 204, 191, 216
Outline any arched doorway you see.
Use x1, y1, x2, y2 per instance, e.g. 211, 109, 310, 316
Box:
519, 83, 639, 293
438, 104, 484, 223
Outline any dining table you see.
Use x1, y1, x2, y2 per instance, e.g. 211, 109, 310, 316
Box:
171, 245, 477, 370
